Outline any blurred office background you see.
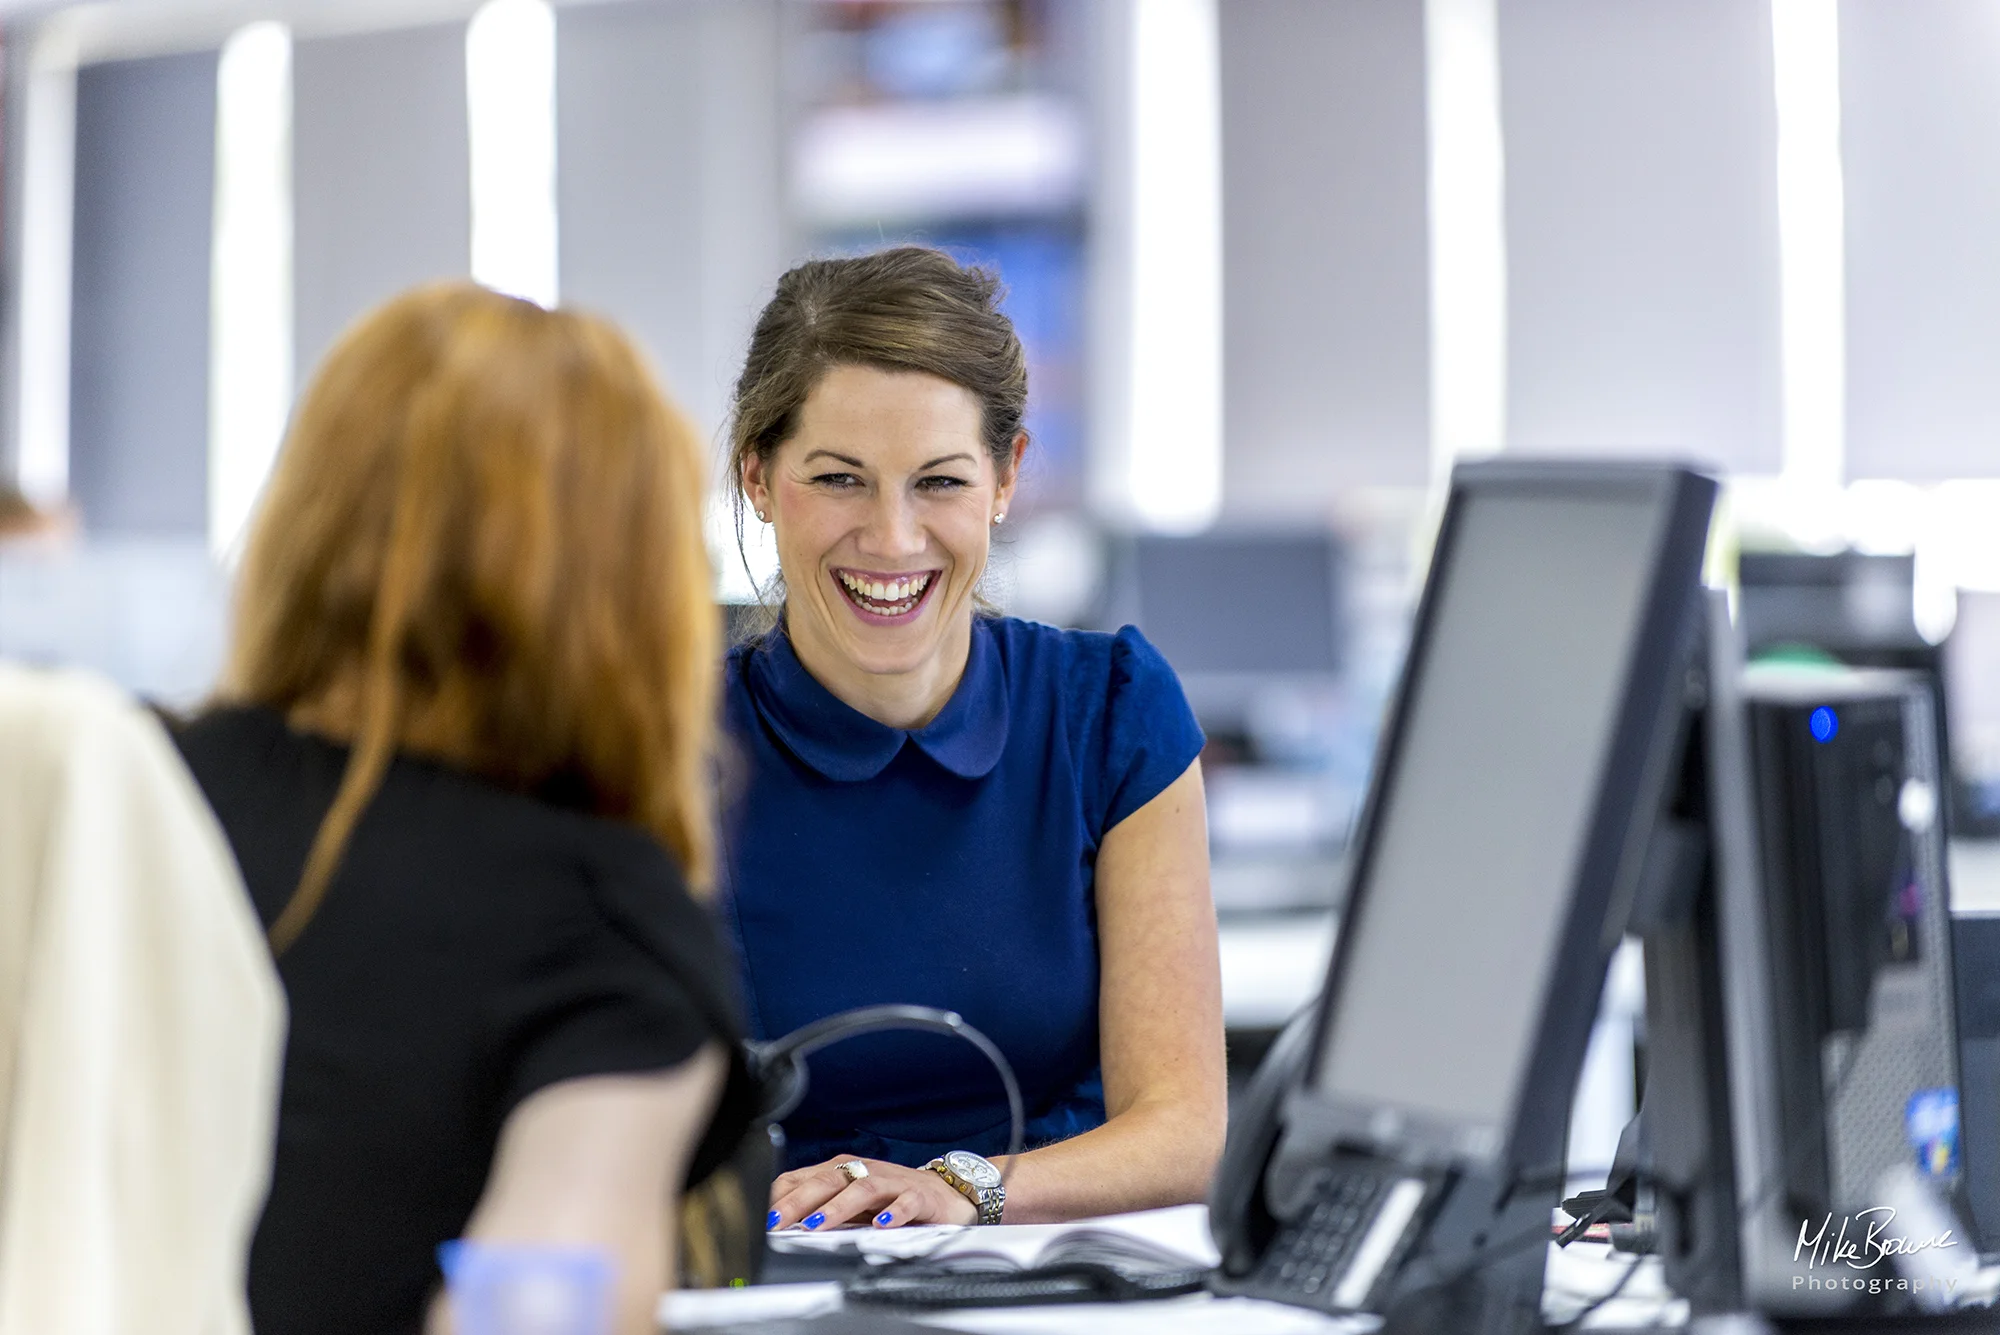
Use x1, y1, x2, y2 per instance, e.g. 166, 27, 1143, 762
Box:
8, 0, 2000, 1112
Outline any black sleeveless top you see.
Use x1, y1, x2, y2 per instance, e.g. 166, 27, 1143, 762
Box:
174, 706, 756, 1335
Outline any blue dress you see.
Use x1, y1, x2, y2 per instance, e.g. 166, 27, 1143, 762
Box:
719, 614, 1205, 1170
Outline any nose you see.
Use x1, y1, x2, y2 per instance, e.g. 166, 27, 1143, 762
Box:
857, 488, 926, 561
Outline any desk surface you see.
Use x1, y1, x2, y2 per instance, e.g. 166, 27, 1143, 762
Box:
1954, 840, 2000, 913
666, 1284, 1377, 1333
662, 1206, 1679, 1332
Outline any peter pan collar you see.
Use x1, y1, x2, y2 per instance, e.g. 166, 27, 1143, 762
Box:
744, 618, 1010, 782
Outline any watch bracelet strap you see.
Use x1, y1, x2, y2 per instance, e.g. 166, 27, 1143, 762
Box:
923, 1157, 1006, 1225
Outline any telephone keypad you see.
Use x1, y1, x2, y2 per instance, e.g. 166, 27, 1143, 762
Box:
1256, 1171, 1387, 1299
1249, 1168, 1429, 1312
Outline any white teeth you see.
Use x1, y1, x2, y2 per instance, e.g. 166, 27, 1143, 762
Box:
837, 572, 933, 612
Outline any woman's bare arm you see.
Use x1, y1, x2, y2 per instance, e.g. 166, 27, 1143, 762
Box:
994, 759, 1226, 1220
428, 1047, 726, 1334
774, 761, 1226, 1227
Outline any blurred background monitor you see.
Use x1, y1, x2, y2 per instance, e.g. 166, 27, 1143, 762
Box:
1100, 529, 1352, 912
1101, 529, 1345, 729
1736, 551, 1926, 658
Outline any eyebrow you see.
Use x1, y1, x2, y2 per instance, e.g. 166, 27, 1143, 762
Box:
801, 450, 979, 471
802, 449, 867, 469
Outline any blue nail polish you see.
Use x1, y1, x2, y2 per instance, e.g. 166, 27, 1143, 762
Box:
804, 1212, 825, 1230
875, 1212, 894, 1226
766, 1211, 780, 1230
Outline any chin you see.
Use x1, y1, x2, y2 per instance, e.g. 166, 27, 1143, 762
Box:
839, 628, 945, 679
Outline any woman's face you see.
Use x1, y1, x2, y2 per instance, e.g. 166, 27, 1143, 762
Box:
745, 364, 1019, 688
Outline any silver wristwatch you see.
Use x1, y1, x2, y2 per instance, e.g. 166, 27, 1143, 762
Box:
924, 1149, 1006, 1225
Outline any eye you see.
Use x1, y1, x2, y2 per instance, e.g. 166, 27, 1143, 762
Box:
917, 475, 971, 493
812, 472, 861, 490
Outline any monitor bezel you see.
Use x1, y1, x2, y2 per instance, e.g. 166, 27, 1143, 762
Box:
1285, 459, 1718, 1171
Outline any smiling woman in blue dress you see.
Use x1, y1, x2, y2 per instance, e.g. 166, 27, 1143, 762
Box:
722, 247, 1226, 1230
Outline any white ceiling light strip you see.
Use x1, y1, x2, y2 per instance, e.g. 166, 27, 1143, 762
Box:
1771, 0, 1846, 495
1125, 0, 1222, 534
466, 0, 558, 308
16, 32, 78, 506
209, 21, 293, 561
1424, 0, 1508, 477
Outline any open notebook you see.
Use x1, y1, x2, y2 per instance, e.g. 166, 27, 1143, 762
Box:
764, 1202, 1220, 1270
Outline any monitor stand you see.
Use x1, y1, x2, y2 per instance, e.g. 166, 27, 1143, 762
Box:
1379, 1164, 1560, 1335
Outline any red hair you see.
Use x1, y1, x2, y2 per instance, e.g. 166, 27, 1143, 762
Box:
224, 282, 719, 952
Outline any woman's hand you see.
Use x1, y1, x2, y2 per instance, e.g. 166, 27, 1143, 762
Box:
768, 1156, 977, 1230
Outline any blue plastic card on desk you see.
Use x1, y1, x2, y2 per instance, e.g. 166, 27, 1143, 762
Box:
438, 1241, 612, 1335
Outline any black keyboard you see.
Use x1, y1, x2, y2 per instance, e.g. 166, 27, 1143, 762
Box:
1251, 1168, 1430, 1310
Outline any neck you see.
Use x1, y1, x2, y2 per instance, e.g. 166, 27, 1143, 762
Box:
786, 611, 974, 731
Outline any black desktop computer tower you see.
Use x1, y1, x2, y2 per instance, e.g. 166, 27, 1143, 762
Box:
1740, 669, 1964, 1269
1951, 911, 2000, 1253
1621, 629, 1972, 1316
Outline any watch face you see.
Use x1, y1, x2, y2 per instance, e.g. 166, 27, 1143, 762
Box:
945, 1150, 1001, 1189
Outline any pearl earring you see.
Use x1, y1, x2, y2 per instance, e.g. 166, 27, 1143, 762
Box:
992, 512, 1006, 526
756, 509, 769, 523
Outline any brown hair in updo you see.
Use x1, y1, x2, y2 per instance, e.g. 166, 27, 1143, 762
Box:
725, 247, 1029, 603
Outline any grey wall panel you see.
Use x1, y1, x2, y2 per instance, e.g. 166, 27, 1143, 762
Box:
1500, 0, 1782, 474
293, 21, 470, 385
557, 0, 784, 437
1843, 2, 2000, 480
1218, 0, 1431, 512
68, 51, 216, 536
558, 2, 703, 421
1, 38, 32, 486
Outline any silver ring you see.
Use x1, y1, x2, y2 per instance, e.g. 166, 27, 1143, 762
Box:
838, 1160, 869, 1183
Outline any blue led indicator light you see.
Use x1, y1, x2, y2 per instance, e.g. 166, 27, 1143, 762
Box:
1810, 707, 1838, 743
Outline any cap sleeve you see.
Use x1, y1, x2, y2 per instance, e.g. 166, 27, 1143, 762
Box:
1100, 624, 1206, 833
493, 829, 759, 1185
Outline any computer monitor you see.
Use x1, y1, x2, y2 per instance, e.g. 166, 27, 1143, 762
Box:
1289, 462, 1717, 1172
1102, 530, 1343, 728
1204, 461, 1715, 1326
1737, 550, 1926, 658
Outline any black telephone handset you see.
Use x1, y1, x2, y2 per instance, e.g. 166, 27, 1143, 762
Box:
1209, 1005, 1442, 1315
1207, 1008, 1545, 1334
1207, 1003, 1319, 1277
